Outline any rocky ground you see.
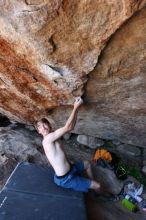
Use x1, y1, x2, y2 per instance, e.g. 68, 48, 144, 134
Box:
0, 122, 146, 219
85, 196, 146, 220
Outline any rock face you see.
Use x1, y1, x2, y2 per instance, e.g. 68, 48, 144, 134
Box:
142, 166, 146, 175
0, 124, 47, 164
77, 134, 104, 149
49, 5, 146, 147
0, 1, 146, 147
84, 6, 146, 147
0, 153, 17, 189
93, 166, 123, 195
0, 123, 49, 188
117, 144, 141, 157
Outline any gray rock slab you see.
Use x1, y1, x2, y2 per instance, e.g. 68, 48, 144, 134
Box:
77, 134, 104, 149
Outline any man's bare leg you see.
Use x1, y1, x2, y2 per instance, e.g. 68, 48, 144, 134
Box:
83, 160, 95, 180
89, 180, 100, 192
83, 160, 101, 192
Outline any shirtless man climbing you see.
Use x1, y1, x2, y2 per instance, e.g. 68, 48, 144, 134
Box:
35, 97, 100, 193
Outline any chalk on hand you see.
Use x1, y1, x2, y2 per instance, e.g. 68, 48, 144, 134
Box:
75, 96, 81, 101
75, 97, 83, 104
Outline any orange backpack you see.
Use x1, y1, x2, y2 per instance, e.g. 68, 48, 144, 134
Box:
93, 149, 112, 163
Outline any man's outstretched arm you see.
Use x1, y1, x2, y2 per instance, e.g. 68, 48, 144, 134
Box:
47, 97, 83, 142
65, 97, 83, 131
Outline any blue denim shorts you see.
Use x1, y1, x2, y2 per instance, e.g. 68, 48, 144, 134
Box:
54, 161, 91, 192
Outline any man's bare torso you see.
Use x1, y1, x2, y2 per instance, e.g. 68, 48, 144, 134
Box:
43, 136, 70, 176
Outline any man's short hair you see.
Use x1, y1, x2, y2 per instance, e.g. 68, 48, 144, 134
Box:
35, 118, 52, 131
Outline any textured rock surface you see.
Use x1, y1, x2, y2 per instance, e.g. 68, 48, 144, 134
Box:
49, 5, 146, 147
77, 134, 104, 149
0, 124, 47, 164
86, 197, 146, 220
142, 166, 146, 175
117, 144, 141, 157
83, 6, 146, 147
0, 153, 17, 189
93, 166, 123, 195
63, 132, 71, 141
0, 1, 146, 147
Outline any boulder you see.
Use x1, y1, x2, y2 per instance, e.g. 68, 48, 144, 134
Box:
116, 144, 141, 157
93, 166, 123, 195
142, 166, 146, 175
0, 125, 48, 164
77, 134, 104, 149
63, 133, 71, 141
112, 140, 122, 146
0, 153, 17, 190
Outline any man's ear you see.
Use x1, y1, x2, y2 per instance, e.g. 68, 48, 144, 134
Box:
43, 124, 49, 130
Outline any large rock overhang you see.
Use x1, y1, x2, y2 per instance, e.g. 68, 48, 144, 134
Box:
0, 0, 146, 147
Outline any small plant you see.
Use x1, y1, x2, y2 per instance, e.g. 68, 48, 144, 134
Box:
116, 162, 146, 185
128, 167, 146, 185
